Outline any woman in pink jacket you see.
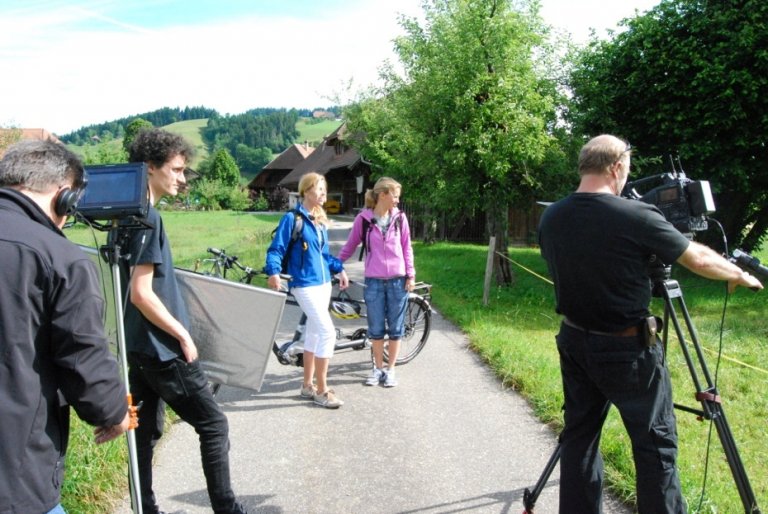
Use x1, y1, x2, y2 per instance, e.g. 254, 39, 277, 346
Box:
338, 177, 415, 387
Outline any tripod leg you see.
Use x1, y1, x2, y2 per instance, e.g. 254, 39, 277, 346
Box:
522, 442, 561, 513
661, 279, 761, 513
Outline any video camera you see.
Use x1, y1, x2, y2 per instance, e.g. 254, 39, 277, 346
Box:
621, 158, 715, 236
75, 163, 149, 223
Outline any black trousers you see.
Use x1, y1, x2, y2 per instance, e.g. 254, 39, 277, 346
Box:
128, 353, 237, 514
556, 323, 685, 514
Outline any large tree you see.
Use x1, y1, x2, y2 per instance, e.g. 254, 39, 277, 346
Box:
123, 118, 154, 155
346, 0, 564, 284
207, 148, 241, 187
569, 0, 768, 251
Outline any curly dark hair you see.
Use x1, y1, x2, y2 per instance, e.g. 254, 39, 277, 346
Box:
129, 128, 194, 168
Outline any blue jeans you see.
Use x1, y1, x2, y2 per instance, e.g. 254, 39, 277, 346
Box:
364, 276, 409, 339
556, 322, 685, 514
46, 505, 66, 514
128, 353, 236, 514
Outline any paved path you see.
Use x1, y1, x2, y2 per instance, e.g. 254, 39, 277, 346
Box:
116, 218, 631, 514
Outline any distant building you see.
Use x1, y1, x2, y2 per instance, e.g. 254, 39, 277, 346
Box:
248, 122, 371, 214
247, 142, 314, 193
312, 110, 336, 120
277, 123, 371, 213
0, 127, 61, 157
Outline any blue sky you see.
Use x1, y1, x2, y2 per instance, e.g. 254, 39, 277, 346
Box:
0, 0, 659, 135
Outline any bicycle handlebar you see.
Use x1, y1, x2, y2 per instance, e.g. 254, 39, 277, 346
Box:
206, 247, 291, 281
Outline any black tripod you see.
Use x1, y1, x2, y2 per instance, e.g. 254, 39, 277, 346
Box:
523, 262, 761, 514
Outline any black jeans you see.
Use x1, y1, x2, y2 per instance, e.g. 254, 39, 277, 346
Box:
128, 353, 237, 514
556, 323, 685, 514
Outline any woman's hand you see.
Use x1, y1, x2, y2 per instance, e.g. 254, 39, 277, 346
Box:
338, 270, 349, 290
405, 277, 415, 292
267, 274, 282, 291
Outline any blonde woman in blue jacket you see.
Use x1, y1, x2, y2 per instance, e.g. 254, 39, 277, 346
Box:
266, 172, 348, 408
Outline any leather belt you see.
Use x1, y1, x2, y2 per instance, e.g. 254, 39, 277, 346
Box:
563, 317, 640, 337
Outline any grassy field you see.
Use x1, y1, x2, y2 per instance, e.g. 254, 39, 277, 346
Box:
296, 118, 342, 146
164, 118, 209, 168
415, 243, 768, 513
62, 212, 767, 513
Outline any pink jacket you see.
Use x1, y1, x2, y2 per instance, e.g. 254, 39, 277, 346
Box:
338, 208, 415, 280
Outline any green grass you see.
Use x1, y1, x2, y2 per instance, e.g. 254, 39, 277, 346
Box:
296, 118, 342, 146
164, 119, 209, 168
61, 214, 768, 513
416, 242, 768, 512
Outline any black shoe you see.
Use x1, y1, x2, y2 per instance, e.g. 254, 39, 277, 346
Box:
232, 502, 249, 514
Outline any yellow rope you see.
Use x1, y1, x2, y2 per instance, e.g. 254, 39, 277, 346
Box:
494, 250, 768, 376
699, 345, 768, 376
494, 251, 553, 285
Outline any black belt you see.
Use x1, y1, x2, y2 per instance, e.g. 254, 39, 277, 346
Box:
563, 317, 640, 337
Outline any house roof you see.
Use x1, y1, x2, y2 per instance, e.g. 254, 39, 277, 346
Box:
0, 128, 62, 157
247, 143, 315, 189
279, 123, 362, 187
18, 128, 60, 144
263, 143, 314, 171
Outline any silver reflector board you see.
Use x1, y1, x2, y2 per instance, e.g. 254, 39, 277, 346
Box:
81, 246, 285, 392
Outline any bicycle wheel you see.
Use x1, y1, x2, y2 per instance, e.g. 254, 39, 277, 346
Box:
384, 296, 431, 365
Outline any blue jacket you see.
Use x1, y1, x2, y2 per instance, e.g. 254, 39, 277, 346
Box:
265, 205, 344, 288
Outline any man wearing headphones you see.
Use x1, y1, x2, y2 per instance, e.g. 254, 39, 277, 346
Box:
0, 140, 130, 514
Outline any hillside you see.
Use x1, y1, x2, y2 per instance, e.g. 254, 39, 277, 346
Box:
164, 119, 208, 168
296, 118, 342, 146
67, 116, 343, 174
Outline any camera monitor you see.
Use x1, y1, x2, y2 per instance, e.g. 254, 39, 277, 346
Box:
77, 163, 149, 220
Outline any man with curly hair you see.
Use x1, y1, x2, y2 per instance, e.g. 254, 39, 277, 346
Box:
119, 128, 249, 514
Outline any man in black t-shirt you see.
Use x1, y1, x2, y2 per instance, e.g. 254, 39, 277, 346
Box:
538, 134, 762, 514
122, 129, 249, 514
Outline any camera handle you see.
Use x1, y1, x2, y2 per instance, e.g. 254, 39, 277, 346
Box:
103, 220, 144, 514
522, 269, 761, 514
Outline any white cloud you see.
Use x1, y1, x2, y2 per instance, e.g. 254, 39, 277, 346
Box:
0, 0, 658, 135
1, 1, 424, 133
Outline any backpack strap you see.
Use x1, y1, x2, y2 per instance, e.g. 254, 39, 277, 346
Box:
290, 208, 303, 243
357, 212, 403, 261
286, 208, 304, 265
357, 216, 372, 261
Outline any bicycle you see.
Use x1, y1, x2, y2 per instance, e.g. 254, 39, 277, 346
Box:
196, 247, 434, 370
272, 276, 433, 369
194, 246, 264, 284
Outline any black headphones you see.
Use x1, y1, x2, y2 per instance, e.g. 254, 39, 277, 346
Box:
54, 187, 81, 217
54, 172, 88, 217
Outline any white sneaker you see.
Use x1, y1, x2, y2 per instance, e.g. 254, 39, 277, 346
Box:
365, 368, 384, 386
383, 369, 398, 388
313, 389, 343, 409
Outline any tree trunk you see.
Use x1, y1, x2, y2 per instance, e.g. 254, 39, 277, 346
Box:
487, 206, 514, 285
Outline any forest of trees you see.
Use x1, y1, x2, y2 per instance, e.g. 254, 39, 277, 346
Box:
57, 105, 341, 179
59, 106, 218, 145
200, 109, 300, 173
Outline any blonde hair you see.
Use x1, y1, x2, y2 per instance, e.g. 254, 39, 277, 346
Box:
364, 176, 401, 209
298, 172, 328, 225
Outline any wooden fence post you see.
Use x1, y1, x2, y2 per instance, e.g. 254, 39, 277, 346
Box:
483, 236, 496, 306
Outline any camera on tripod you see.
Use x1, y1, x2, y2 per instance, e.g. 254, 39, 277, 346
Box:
621, 159, 716, 236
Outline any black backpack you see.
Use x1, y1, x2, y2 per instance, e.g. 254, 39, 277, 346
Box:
271, 208, 304, 273
358, 212, 403, 261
